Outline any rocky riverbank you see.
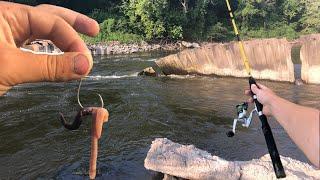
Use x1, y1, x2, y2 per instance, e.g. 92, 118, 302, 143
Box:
88, 41, 200, 55
20, 39, 200, 55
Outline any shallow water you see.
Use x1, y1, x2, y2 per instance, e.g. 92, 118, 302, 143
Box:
0, 52, 319, 179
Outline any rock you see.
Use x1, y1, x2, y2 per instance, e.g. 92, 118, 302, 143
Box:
294, 79, 304, 86
141, 41, 149, 47
87, 41, 185, 55
163, 174, 183, 180
21, 39, 62, 54
156, 38, 295, 82
181, 41, 194, 48
138, 67, 157, 77
192, 42, 200, 48
300, 37, 320, 84
181, 41, 200, 49
144, 138, 320, 180
95, 46, 105, 55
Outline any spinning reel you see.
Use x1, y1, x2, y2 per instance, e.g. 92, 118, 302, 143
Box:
226, 102, 257, 137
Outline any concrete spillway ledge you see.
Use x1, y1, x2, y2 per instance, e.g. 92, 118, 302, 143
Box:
300, 37, 320, 84
144, 138, 320, 180
156, 38, 295, 82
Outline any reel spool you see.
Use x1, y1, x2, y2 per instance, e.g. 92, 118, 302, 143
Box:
227, 102, 256, 137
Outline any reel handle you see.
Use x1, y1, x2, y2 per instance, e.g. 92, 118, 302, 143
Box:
249, 77, 286, 178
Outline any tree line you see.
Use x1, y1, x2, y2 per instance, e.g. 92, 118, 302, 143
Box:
11, 0, 320, 42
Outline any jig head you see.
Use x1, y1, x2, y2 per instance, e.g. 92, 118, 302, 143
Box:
59, 79, 104, 130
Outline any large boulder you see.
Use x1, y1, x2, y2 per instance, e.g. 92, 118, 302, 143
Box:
145, 138, 320, 180
156, 38, 295, 82
300, 37, 320, 84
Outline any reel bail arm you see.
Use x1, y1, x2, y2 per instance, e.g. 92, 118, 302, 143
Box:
227, 102, 256, 137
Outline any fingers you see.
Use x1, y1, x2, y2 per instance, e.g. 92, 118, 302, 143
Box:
0, 46, 92, 86
244, 89, 251, 96
0, 85, 10, 96
35, 4, 100, 37
250, 84, 261, 95
247, 97, 253, 103
256, 83, 268, 90
26, 8, 89, 53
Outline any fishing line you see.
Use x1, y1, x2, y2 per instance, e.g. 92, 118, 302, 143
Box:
224, 0, 286, 178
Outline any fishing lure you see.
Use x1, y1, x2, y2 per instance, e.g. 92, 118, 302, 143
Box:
59, 79, 109, 179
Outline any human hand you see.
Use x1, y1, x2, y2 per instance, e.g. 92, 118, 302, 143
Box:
0, 2, 99, 95
244, 84, 278, 116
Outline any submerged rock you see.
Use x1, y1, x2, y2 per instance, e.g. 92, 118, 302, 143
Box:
300, 36, 320, 84
156, 38, 295, 82
145, 138, 320, 180
138, 67, 157, 77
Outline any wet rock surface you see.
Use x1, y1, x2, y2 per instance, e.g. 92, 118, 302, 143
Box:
156, 38, 295, 82
145, 138, 320, 180
138, 67, 158, 77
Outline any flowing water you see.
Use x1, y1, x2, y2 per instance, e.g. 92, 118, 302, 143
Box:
0, 52, 319, 179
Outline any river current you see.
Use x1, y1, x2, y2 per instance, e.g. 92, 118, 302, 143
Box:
0, 52, 319, 179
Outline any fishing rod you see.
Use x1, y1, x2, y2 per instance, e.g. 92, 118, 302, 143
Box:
224, 0, 286, 178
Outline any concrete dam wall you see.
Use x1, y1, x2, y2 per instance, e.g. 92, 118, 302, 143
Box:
300, 37, 320, 84
156, 38, 295, 82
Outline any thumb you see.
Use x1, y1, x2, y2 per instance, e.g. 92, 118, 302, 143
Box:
0, 47, 92, 86
250, 84, 261, 95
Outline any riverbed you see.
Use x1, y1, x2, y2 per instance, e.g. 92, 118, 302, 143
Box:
0, 52, 319, 179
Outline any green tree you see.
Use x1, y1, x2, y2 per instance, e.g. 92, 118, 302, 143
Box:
300, 0, 320, 33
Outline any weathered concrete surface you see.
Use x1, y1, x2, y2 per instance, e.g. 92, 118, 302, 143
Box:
298, 34, 320, 45
156, 39, 295, 82
145, 138, 320, 180
300, 38, 320, 84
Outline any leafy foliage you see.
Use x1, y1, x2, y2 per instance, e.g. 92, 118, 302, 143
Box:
13, 0, 320, 42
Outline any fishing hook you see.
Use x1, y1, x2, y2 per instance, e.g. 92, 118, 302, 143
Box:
59, 78, 104, 130
77, 78, 104, 108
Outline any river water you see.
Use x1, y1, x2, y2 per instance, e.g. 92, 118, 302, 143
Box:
0, 52, 319, 179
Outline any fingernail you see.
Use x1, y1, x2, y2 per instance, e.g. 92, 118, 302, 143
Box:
74, 54, 89, 75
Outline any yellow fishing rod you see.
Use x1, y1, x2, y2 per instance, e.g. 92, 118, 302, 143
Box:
224, 0, 286, 178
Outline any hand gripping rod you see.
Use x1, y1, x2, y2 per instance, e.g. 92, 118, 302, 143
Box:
225, 0, 286, 178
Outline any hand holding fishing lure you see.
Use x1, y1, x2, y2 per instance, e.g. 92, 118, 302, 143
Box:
225, 0, 286, 178
59, 79, 109, 179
